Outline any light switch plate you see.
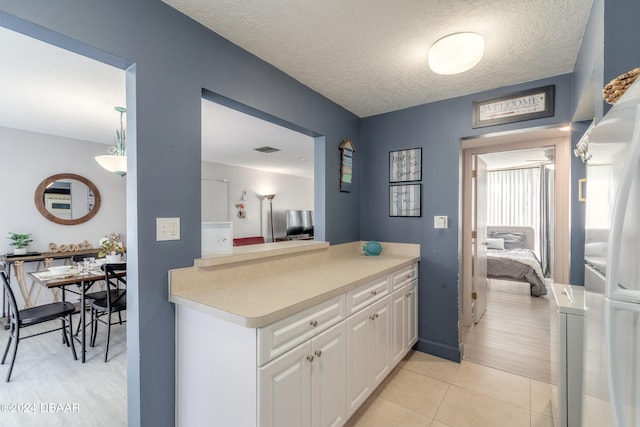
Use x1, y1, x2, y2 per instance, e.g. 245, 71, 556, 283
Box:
157, 217, 180, 241
434, 216, 448, 229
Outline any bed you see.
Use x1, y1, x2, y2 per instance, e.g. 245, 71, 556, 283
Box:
485, 226, 548, 297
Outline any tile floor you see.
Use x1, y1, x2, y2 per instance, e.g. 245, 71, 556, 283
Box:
345, 350, 554, 427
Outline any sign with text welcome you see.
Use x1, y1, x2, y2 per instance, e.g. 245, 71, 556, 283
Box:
472, 85, 555, 128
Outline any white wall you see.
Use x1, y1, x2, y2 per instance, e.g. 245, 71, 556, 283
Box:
1, 126, 126, 306
201, 161, 313, 241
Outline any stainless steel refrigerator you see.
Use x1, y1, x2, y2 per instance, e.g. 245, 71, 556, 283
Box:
582, 78, 640, 426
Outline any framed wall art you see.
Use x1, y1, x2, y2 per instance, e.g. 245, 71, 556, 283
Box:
389, 148, 422, 183
472, 85, 555, 128
389, 184, 421, 217
339, 138, 355, 192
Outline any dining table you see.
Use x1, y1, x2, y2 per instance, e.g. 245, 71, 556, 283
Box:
29, 267, 107, 363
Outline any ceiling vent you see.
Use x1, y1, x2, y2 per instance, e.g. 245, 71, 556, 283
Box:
254, 146, 281, 154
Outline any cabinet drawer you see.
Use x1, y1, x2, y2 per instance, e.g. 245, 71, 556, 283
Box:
391, 264, 418, 290
258, 294, 345, 366
346, 276, 390, 315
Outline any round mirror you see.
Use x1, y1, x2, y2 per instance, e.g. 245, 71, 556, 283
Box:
34, 173, 101, 225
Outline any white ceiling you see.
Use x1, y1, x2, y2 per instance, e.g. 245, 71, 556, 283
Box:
0, 25, 314, 178
480, 146, 555, 170
163, 0, 593, 117
0, 1, 593, 178
201, 100, 314, 178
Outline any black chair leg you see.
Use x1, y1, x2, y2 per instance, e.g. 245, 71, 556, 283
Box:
1, 331, 13, 365
67, 314, 77, 361
61, 319, 70, 347
91, 309, 99, 347
5, 329, 19, 382
104, 311, 112, 362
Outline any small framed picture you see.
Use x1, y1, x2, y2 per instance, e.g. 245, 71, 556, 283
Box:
389, 148, 422, 183
389, 184, 421, 217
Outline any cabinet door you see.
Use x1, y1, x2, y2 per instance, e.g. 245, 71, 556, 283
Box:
259, 341, 312, 427
345, 308, 371, 418
406, 280, 418, 348
311, 323, 346, 427
370, 296, 391, 388
390, 287, 407, 365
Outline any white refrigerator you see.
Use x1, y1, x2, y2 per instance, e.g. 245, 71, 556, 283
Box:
582, 77, 640, 427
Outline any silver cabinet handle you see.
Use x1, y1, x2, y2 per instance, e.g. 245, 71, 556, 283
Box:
314, 350, 322, 358
306, 355, 314, 362
309, 320, 318, 327
370, 290, 377, 296
370, 313, 379, 320
406, 292, 412, 298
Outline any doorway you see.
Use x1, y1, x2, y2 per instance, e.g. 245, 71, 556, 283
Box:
459, 127, 570, 381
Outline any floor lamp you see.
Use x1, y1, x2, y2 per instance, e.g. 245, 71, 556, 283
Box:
265, 194, 276, 242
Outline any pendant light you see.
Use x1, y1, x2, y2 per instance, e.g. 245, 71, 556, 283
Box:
95, 106, 127, 176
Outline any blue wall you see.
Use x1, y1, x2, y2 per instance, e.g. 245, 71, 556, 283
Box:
569, 122, 588, 285
3, 0, 635, 423
0, 2, 359, 426
361, 74, 575, 361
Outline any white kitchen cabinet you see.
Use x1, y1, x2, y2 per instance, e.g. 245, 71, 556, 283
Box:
390, 280, 418, 365
174, 256, 419, 427
370, 296, 392, 387
258, 294, 345, 365
311, 322, 347, 427
260, 322, 346, 427
345, 294, 392, 418
406, 280, 418, 348
390, 264, 418, 290
259, 340, 311, 427
346, 275, 389, 314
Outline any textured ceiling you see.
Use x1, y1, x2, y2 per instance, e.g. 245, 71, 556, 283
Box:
163, 0, 593, 117
0, 26, 126, 146
0, 26, 313, 178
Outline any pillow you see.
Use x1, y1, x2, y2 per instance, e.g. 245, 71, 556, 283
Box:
486, 238, 504, 250
490, 231, 526, 249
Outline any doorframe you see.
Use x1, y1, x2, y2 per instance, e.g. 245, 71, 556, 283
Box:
460, 126, 571, 327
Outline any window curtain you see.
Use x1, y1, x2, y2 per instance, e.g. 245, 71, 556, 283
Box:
486, 166, 553, 277
487, 167, 540, 237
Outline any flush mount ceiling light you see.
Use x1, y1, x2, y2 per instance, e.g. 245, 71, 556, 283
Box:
428, 32, 484, 75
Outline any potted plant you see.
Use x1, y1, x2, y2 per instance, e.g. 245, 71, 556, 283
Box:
98, 232, 125, 262
7, 232, 33, 255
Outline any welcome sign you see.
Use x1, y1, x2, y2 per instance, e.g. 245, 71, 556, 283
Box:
472, 85, 555, 128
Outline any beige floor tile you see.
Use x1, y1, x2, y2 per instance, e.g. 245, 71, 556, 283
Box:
344, 396, 432, 427
429, 421, 452, 427
435, 385, 530, 427
451, 361, 530, 409
531, 379, 553, 416
374, 367, 449, 418
531, 411, 554, 427
399, 350, 460, 383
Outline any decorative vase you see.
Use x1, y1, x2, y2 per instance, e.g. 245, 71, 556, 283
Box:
106, 254, 121, 263
363, 241, 383, 256
13, 247, 27, 255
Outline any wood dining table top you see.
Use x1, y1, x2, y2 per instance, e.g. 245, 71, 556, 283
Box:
29, 269, 106, 287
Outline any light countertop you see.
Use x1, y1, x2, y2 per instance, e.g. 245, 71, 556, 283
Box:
169, 241, 420, 328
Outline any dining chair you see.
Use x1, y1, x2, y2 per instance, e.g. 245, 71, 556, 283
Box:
1, 270, 77, 382
90, 263, 126, 362
70, 253, 122, 336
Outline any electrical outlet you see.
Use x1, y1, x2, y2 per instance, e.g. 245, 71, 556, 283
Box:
434, 216, 448, 229
156, 217, 180, 241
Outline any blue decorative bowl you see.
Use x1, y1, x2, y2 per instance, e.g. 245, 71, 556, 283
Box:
363, 241, 383, 256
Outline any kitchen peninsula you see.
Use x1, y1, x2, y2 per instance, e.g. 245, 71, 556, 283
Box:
169, 240, 420, 427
